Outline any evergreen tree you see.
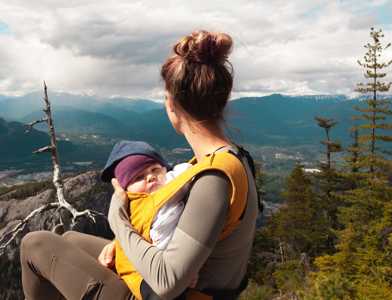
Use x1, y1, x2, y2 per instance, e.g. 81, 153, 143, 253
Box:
314, 117, 344, 242
272, 165, 329, 259
262, 165, 330, 297
315, 116, 342, 171
354, 27, 392, 174
347, 128, 360, 174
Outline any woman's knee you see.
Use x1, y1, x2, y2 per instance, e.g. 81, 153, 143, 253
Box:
62, 230, 80, 243
62, 231, 109, 258
62, 230, 93, 248
20, 231, 55, 256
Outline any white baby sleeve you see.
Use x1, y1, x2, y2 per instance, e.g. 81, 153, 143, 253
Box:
150, 163, 192, 249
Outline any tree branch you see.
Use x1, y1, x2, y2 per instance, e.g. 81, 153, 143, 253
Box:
0, 202, 59, 256
0, 202, 106, 256
25, 117, 48, 133
32, 145, 53, 154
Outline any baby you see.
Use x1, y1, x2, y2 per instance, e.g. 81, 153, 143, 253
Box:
101, 140, 191, 250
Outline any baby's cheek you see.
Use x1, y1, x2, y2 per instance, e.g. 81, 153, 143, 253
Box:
126, 182, 146, 193
158, 174, 166, 185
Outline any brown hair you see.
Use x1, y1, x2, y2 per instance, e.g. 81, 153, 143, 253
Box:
161, 30, 233, 121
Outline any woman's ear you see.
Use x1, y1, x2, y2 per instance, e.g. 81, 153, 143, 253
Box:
165, 94, 176, 114
164, 93, 182, 134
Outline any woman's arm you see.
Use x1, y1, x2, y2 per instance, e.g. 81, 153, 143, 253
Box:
108, 171, 229, 300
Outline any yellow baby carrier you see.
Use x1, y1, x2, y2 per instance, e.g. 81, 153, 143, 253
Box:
115, 148, 251, 300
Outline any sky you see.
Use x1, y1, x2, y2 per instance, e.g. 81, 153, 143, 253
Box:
0, 0, 391, 100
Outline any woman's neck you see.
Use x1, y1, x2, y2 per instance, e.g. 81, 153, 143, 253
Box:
182, 121, 232, 162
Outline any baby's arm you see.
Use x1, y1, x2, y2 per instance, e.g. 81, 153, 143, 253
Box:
150, 200, 185, 249
149, 162, 191, 249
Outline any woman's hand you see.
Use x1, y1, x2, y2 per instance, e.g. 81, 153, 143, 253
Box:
108, 178, 131, 237
111, 178, 128, 206
98, 240, 116, 268
189, 273, 198, 288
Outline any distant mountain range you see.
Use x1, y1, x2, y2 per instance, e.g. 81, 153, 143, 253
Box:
0, 117, 75, 167
227, 94, 359, 145
0, 92, 390, 170
0, 91, 162, 119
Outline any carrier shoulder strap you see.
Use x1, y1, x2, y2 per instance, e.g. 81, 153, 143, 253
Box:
229, 144, 263, 214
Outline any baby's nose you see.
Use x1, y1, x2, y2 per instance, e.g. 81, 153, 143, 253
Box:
146, 173, 157, 182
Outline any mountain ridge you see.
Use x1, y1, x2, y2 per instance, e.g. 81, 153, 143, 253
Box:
1, 92, 390, 170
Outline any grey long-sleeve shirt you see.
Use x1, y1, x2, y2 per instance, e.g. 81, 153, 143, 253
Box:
108, 153, 258, 300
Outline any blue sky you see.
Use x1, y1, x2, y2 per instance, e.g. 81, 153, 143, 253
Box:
0, 21, 10, 34
0, 1, 391, 99
376, 5, 392, 28
352, 1, 392, 29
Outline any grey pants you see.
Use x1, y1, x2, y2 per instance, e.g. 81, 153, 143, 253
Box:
20, 230, 135, 300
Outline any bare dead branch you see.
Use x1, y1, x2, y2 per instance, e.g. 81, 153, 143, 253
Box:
0, 202, 106, 256
32, 145, 53, 154
0, 202, 59, 256
24, 117, 48, 133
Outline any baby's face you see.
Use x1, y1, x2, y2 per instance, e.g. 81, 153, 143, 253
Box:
126, 163, 167, 193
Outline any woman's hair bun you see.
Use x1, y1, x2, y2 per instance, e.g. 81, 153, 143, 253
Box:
174, 30, 232, 64
161, 30, 234, 121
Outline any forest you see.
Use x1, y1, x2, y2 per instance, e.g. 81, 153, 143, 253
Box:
241, 28, 392, 300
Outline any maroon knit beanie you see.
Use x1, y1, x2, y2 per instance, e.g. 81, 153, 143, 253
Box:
114, 155, 160, 189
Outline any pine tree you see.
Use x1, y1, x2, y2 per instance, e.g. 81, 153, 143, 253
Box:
347, 128, 360, 174
264, 165, 331, 297
315, 116, 342, 171
272, 165, 329, 258
314, 117, 344, 241
355, 27, 392, 175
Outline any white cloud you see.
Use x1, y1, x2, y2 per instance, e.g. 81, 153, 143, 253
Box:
0, 0, 391, 99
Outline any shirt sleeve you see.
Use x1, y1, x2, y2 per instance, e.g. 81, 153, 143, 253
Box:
108, 170, 230, 300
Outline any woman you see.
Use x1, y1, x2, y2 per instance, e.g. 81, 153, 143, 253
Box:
20, 30, 258, 300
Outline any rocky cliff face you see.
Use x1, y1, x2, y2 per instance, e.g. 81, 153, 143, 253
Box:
0, 171, 114, 300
